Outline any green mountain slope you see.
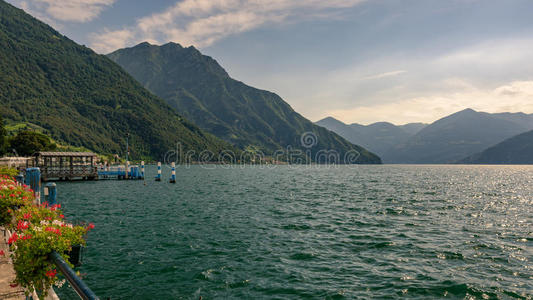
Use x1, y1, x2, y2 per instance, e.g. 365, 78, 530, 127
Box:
460, 129, 533, 164
0, 1, 230, 160
108, 42, 380, 163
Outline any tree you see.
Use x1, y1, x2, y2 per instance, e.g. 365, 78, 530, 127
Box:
0, 116, 7, 156
9, 131, 57, 157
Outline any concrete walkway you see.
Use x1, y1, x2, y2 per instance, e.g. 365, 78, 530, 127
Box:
0, 227, 25, 300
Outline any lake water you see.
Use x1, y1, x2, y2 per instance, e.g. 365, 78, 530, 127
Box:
54, 165, 532, 299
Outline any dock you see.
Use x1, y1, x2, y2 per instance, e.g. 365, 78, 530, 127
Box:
97, 164, 144, 180
29, 152, 98, 182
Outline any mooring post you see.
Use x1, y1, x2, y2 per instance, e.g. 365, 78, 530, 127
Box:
125, 161, 129, 180
170, 162, 176, 183
155, 162, 161, 181
141, 161, 145, 179
44, 182, 57, 205
25, 167, 41, 204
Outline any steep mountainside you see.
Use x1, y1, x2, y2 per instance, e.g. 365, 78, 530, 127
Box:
460, 129, 533, 164
315, 117, 425, 161
384, 108, 533, 163
0, 1, 230, 160
108, 42, 380, 163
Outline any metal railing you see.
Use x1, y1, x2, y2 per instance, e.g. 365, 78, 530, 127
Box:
49, 251, 99, 300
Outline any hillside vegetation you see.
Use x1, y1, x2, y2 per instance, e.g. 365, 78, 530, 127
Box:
0, 0, 230, 160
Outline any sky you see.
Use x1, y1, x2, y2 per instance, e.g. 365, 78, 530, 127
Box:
6, 0, 533, 125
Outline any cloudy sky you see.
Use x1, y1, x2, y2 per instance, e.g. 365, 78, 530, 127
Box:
7, 0, 533, 125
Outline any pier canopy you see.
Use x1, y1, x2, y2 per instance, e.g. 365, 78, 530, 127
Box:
32, 152, 98, 181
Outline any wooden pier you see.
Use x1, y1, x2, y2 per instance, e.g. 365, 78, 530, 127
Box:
30, 152, 98, 182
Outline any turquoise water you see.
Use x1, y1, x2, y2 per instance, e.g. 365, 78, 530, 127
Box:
55, 165, 532, 299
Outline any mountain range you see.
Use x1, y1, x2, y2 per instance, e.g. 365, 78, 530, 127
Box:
315, 117, 426, 160
318, 109, 533, 164
107, 42, 380, 163
0, 0, 237, 161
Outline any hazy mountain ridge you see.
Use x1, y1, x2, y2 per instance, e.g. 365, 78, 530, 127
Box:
316, 117, 426, 162
460, 129, 533, 164
0, 0, 231, 159
317, 109, 533, 164
385, 109, 533, 163
108, 42, 381, 163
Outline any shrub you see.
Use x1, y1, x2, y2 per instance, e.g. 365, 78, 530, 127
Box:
1, 174, 93, 298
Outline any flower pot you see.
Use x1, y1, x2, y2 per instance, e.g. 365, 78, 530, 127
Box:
67, 245, 83, 267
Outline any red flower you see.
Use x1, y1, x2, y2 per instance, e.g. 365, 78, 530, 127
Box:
23, 213, 32, 220
22, 235, 32, 240
59, 214, 65, 219
8, 233, 18, 245
17, 220, 29, 230
0, 250, 5, 256
45, 269, 57, 278
45, 227, 61, 235
87, 223, 95, 230
9, 283, 18, 288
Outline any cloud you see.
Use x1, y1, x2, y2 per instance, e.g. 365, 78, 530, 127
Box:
325, 80, 533, 125
361, 70, 407, 80
15, 0, 115, 23
89, 0, 366, 53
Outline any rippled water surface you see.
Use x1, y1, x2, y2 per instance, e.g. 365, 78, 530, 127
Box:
55, 165, 533, 299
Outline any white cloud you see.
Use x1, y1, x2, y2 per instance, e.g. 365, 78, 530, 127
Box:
89, 0, 366, 53
15, 0, 115, 23
90, 29, 134, 54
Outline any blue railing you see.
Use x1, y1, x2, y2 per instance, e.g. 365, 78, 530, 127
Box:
49, 251, 99, 300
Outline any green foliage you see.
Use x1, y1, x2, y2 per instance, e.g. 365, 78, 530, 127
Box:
0, 1, 232, 160
9, 204, 88, 298
1, 175, 90, 298
108, 42, 381, 164
0, 166, 19, 176
9, 130, 56, 156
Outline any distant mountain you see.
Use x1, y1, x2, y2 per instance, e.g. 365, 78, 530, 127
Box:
315, 117, 425, 161
385, 108, 533, 163
108, 42, 380, 163
492, 112, 533, 129
398, 123, 427, 135
460, 129, 533, 164
0, 0, 230, 160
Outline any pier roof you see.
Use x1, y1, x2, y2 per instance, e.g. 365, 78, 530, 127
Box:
34, 152, 97, 157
